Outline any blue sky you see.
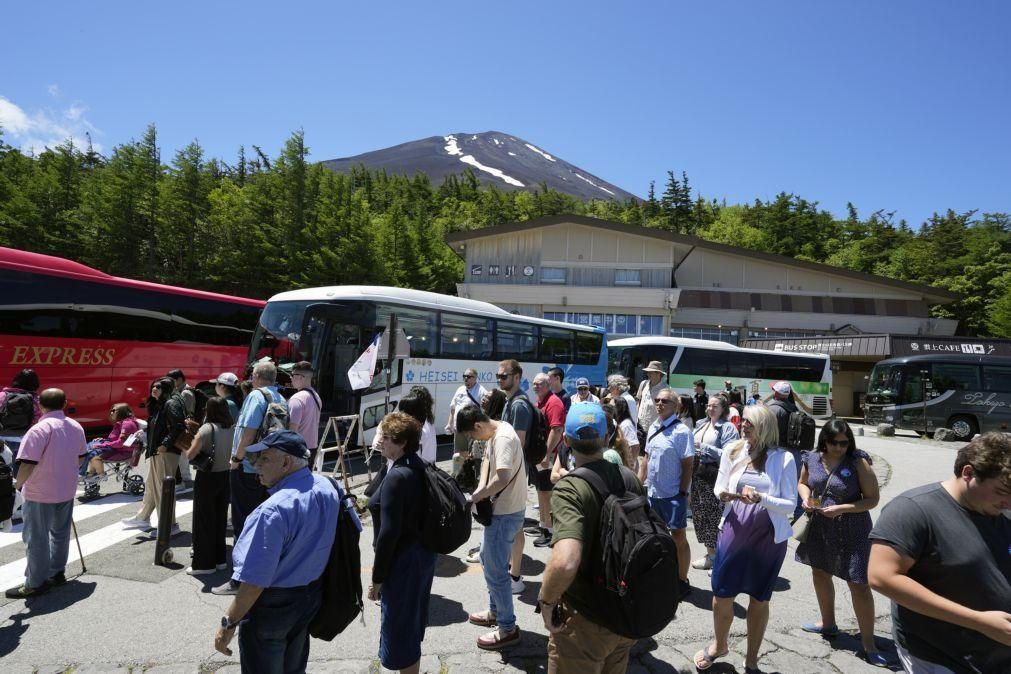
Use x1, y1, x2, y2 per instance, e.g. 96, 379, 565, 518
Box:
3, 1, 1009, 227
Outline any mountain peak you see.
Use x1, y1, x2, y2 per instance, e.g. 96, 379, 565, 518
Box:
321, 132, 638, 202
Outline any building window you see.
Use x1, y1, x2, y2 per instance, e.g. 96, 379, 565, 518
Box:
669, 326, 739, 344
615, 269, 641, 286
540, 267, 566, 284
639, 315, 664, 335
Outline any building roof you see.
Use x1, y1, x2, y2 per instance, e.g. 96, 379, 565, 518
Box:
444, 215, 959, 304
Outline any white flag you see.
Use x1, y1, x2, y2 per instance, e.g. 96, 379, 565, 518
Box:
348, 333, 381, 390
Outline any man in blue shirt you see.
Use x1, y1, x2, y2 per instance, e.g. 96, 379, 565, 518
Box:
213, 430, 340, 672
639, 388, 695, 599
213, 361, 287, 596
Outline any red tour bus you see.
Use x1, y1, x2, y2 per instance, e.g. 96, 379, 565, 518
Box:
0, 247, 264, 430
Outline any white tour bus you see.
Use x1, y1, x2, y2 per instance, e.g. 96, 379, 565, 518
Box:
249, 286, 608, 445
608, 336, 834, 418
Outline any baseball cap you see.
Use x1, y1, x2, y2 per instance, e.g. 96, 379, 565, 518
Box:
212, 372, 239, 387
770, 380, 792, 395
244, 430, 309, 459
564, 402, 607, 440
575, 377, 590, 389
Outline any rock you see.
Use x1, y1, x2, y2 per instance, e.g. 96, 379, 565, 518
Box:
933, 428, 952, 441
876, 424, 895, 437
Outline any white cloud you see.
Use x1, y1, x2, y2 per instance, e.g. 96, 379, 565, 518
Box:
48, 84, 60, 97
0, 95, 101, 154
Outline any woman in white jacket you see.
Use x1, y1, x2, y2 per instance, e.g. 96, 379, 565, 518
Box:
693, 405, 798, 674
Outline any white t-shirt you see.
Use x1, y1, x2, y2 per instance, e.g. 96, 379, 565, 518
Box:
619, 418, 639, 448
420, 421, 437, 463
449, 383, 488, 431
622, 392, 639, 426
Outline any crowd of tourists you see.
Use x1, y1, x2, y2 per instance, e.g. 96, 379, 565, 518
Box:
1, 356, 1009, 674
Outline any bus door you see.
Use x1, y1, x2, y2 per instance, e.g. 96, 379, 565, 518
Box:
298, 304, 364, 419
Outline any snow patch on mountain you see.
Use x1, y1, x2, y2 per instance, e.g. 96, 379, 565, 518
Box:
573, 172, 616, 196
444, 135, 462, 156
460, 155, 524, 187
525, 143, 556, 162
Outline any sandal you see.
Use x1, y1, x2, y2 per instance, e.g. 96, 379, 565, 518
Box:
693, 644, 729, 670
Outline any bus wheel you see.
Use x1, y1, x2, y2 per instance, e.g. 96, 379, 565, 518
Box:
947, 415, 978, 441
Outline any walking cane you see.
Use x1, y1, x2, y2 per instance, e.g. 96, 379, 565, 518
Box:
71, 518, 87, 574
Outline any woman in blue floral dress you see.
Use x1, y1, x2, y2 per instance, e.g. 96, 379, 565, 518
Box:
796, 420, 888, 668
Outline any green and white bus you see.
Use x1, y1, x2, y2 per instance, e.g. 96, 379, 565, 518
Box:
608, 336, 834, 418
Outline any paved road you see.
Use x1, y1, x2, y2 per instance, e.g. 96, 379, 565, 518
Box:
0, 425, 964, 673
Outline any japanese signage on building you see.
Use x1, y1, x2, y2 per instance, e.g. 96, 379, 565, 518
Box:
891, 337, 1011, 358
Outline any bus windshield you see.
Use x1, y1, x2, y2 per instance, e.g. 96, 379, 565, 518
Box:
249, 300, 307, 364
867, 363, 923, 404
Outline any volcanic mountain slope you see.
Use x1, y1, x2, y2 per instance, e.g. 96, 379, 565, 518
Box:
320, 131, 639, 202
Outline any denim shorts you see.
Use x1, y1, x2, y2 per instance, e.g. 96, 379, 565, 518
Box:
649, 494, 688, 531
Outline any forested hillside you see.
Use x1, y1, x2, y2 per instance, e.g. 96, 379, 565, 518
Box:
2, 126, 1009, 336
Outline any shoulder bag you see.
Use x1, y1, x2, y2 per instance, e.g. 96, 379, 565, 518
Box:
189, 423, 216, 472
695, 421, 720, 483
792, 459, 839, 543
473, 444, 521, 526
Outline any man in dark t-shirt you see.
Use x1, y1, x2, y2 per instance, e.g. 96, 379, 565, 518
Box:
538, 402, 643, 673
868, 432, 1011, 674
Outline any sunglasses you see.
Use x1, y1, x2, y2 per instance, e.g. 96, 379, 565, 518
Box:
495, 373, 514, 380
577, 387, 589, 391
655, 399, 675, 405
463, 374, 476, 379
741, 419, 754, 427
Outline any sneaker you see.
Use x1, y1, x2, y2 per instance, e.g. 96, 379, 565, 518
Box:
691, 554, 715, 570
211, 580, 240, 596
5, 583, 47, 599
533, 530, 553, 548
477, 626, 520, 650
511, 577, 525, 594
215, 562, 229, 571
46, 572, 67, 587
467, 543, 482, 556
523, 525, 541, 536
465, 550, 482, 564
149, 523, 181, 539
121, 516, 151, 529
186, 567, 215, 576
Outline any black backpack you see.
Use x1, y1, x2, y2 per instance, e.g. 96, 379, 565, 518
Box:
567, 465, 680, 639
0, 392, 34, 432
309, 477, 363, 641
786, 410, 817, 451
0, 450, 14, 522
186, 386, 209, 423
513, 396, 549, 466
420, 461, 472, 554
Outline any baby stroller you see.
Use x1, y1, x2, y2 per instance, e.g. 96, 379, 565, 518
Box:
81, 421, 146, 500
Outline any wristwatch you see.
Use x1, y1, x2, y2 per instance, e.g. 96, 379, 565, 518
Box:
230, 454, 241, 464
221, 615, 241, 630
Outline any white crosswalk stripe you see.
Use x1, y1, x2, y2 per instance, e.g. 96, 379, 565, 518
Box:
0, 498, 194, 591
0, 491, 143, 549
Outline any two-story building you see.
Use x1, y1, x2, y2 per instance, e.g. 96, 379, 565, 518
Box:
445, 215, 960, 415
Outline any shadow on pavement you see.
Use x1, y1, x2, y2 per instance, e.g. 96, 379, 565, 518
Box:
428, 592, 468, 627
0, 579, 97, 657
680, 587, 747, 619
435, 554, 468, 578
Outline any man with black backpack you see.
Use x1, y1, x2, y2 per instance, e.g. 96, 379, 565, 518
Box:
538, 402, 678, 672
766, 380, 812, 518
168, 369, 206, 490
496, 359, 536, 592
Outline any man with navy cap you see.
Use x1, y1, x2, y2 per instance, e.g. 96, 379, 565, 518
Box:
538, 402, 644, 672
572, 378, 599, 404
213, 430, 342, 672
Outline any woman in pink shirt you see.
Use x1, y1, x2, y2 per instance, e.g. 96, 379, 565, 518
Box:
81, 403, 139, 482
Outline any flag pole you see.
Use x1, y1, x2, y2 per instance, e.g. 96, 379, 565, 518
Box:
384, 313, 398, 416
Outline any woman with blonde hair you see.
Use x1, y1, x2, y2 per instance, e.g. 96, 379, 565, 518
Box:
694, 405, 798, 674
